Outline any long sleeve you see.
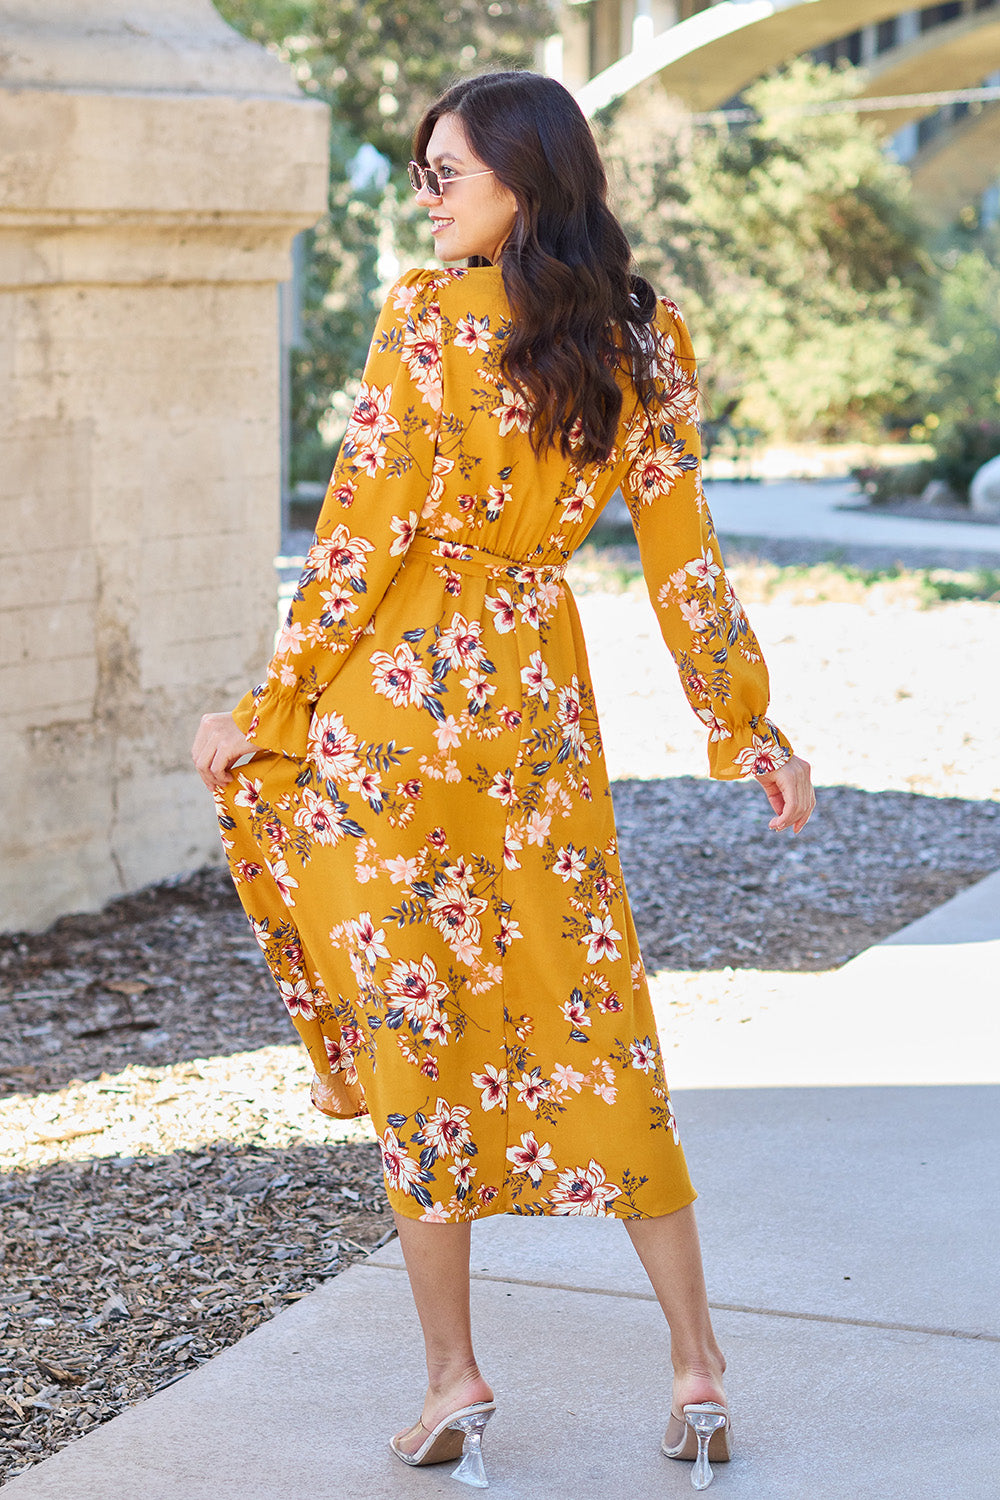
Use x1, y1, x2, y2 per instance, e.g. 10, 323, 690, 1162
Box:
232, 269, 443, 757
617, 299, 793, 780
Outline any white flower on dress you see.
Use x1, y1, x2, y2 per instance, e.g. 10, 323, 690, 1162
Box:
556, 678, 588, 759
278, 976, 314, 1019
455, 313, 492, 353
350, 912, 390, 969
502, 826, 523, 871
470, 1063, 508, 1112
695, 708, 732, 742
487, 770, 518, 807
383, 955, 449, 1026
370, 642, 435, 708
485, 588, 517, 634
547, 1160, 622, 1216
486, 483, 513, 520
517, 592, 542, 630
685, 550, 722, 587
521, 650, 555, 706
493, 385, 531, 435
524, 810, 552, 846
322, 1034, 357, 1081
436, 614, 486, 671
629, 1036, 658, 1073
379, 1127, 426, 1194
561, 994, 590, 1028
293, 787, 346, 846
433, 714, 463, 751
305, 524, 375, 584
627, 444, 688, 502
427, 879, 487, 956
560, 476, 596, 524
513, 1066, 551, 1112
233, 775, 263, 810
553, 844, 586, 881
402, 316, 443, 411
420, 1098, 474, 1159
318, 584, 357, 624
584, 914, 621, 964
390, 511, 419, 556
308, 712, 360, 781
274, 619, 309, 657
734, 733, 787, 777
419, 1201, 451, 1223
384, 854, 420, 885
679, 598, 709, 632
506, 1131, 556, 1187
268, 856, 299, 906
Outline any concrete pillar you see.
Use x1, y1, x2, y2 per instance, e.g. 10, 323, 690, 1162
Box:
560, 1, 595, 90
0, 2, 329, 931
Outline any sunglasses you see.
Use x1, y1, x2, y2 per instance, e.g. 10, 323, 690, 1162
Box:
407, 161, 495, 197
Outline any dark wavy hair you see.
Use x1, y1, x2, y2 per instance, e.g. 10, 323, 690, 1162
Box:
413, 71, 661, 468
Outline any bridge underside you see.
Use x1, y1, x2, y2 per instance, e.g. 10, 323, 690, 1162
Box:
577, 2, 935, 116
910, 103, 1000, 219
572, 1, 1000, 215
857, 14, 1000, 133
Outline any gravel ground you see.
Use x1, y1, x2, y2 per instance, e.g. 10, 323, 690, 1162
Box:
2, 542, 999, 1484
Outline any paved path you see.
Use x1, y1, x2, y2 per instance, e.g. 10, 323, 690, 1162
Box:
593, 478, 1000, 572
706, 478, 1000, 560
6, 873, 999, 1499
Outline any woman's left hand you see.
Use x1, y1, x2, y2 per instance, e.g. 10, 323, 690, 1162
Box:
755, 754, 815, 834
191, 713, 260, 792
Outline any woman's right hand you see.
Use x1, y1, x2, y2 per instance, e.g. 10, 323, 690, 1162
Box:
754, 754, 816, 834
191, 713, 260, 792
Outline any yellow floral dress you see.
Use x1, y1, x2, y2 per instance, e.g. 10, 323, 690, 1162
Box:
217, 265, 791, 1223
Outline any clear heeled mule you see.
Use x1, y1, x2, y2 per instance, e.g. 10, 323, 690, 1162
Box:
448, 1408, 493, 1488
662, 1401, 731, 1490
389, 1401, 496, 1488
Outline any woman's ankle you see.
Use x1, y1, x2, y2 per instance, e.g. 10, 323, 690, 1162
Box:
425, 1359, 492, 1404
671, 1352, 727, 1412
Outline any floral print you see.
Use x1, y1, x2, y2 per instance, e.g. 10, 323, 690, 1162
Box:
217, 265, 791, 1223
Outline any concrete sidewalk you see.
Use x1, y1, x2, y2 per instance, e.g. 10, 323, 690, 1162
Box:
704, 478, 1000, 564
5, 875, 999, 1499
593, 478, 1000, 572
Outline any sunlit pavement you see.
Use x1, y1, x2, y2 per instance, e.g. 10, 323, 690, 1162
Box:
704, 477, 1000, 560
7, 483, 1000, 1500
6, 869, 998, 1499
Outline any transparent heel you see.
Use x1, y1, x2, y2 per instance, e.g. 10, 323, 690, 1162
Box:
686, 1406, 729, 1491
662, 1402, 731, 1491
448, 1408, 494, 1488
389, 1401, 495, 1486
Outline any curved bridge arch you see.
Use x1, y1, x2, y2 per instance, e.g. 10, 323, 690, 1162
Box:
910, 103, 1000, 219
857, 12, 1000, 132
575, 1, 925, 117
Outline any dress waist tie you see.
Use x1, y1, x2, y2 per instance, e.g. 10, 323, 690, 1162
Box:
407, 532, 568, 583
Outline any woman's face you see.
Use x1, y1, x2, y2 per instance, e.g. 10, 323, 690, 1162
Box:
416, 113, 518, 265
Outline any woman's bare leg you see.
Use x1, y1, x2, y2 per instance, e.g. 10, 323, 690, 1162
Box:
626, 1204, 728, 1414
391, 1211, 494, 1454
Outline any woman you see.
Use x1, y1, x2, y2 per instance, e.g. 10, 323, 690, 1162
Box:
193, 70, 814, 1492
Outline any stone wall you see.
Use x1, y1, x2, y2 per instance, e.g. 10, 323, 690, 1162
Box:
0, 3, 329, 931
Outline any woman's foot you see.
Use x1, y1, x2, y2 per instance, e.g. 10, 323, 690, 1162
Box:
671, 1356, 727, 1421
393, 1369, 495, 1458
664, 1353, 732, 1484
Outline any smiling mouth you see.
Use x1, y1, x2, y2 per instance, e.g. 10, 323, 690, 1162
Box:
430, 216, 454, 232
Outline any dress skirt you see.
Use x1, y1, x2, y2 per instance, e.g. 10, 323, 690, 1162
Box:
216, 265, 791, 1223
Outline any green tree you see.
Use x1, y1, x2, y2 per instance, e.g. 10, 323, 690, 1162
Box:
215, 0, 552, 482
906, 230, 1000, 494
601, 59, 936, 444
